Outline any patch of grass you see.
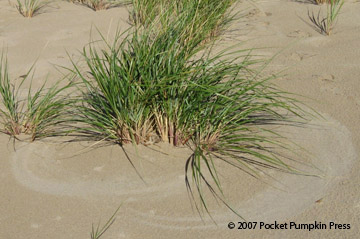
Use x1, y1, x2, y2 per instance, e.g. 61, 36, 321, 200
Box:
15, 0, 46, 18
0, 54, 22, 136
0, 53, 75, 141
72, 29, 161, 144
130, 0, 237, 43
3, 0, 311, 218
23, 80, 75, 141
70, 19, 308, 216
308, 0, 344, 35
70, 6, 225, 144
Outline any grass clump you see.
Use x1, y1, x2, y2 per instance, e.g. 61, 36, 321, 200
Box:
15, 0, 46, 17
308, 0, 344, 35
0, 54, 74, 141
71, 19, 307, 216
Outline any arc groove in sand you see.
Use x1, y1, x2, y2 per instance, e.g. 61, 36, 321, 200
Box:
10, 115, 356, 228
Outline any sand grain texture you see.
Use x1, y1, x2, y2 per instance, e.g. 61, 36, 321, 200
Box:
0, 0, 359, 238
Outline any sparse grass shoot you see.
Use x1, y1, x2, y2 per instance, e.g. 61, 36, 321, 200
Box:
15, 0, 46, 18
69, 0, 127, 11
309, 0, 344, 35
90, 206, 120, 239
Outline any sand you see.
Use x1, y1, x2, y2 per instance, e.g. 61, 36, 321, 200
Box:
0, 0, 360, 238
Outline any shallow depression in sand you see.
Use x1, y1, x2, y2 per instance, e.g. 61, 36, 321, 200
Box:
10, 114, 357, 229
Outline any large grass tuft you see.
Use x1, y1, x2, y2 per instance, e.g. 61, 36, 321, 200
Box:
70, 19, 308, 215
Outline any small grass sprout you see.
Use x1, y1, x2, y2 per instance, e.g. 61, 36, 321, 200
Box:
309, 0, 344, 35
15, 0, 46, 18
83, 0, 113, 11
69, 0, 126, 11
90, 206, 121, 239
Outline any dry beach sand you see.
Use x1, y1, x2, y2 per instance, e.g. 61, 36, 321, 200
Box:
0, 0, 360, 238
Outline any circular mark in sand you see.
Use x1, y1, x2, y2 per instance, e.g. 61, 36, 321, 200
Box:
11, 142, 188, 199
10, 115, 357, 229
123, 116, 356, 230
